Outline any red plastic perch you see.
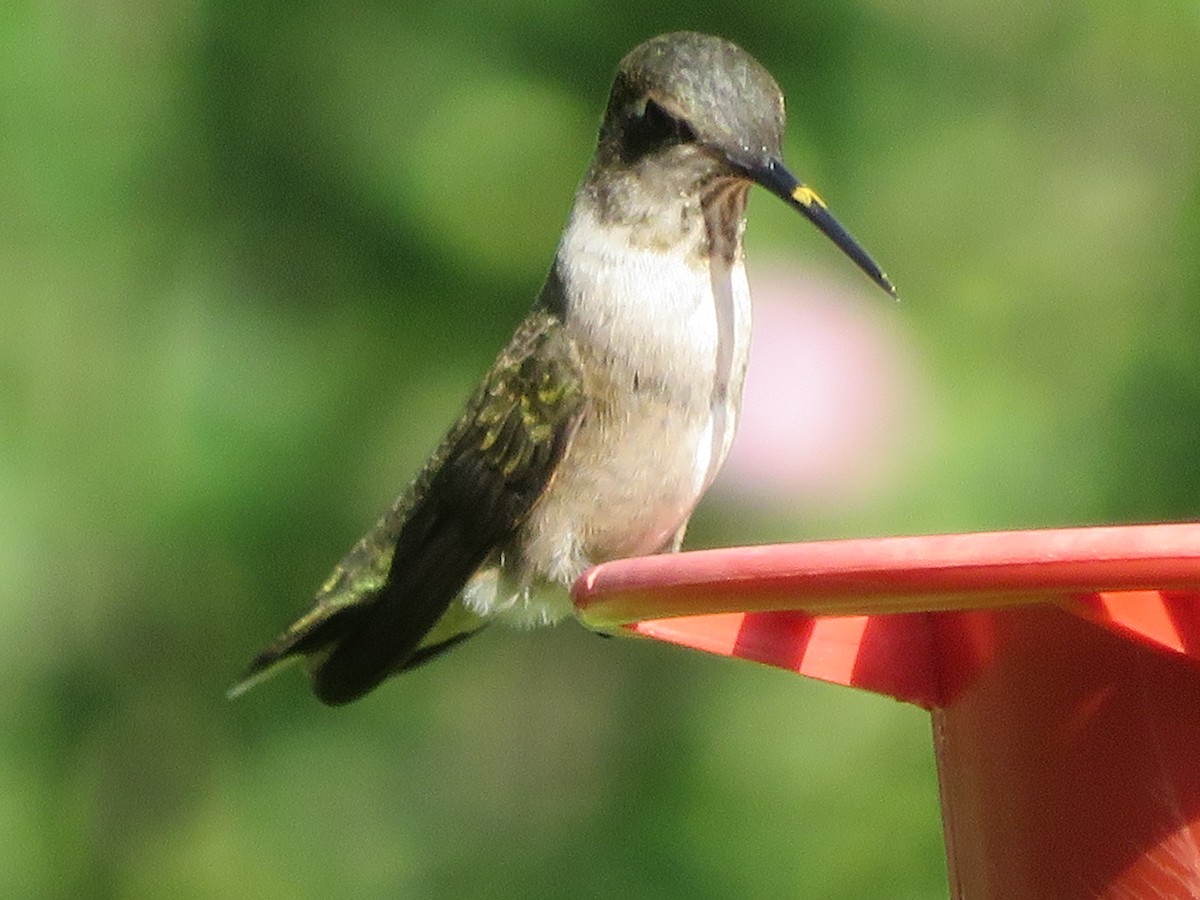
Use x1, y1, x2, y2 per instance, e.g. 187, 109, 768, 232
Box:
573, 523, 1200, 899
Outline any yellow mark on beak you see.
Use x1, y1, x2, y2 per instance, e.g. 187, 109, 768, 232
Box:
791, 185, 827, 209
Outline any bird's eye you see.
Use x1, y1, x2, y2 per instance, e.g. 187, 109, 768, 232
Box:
622, 98, 696, 161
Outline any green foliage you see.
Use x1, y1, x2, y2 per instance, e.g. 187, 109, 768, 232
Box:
4, 3, 1199, 897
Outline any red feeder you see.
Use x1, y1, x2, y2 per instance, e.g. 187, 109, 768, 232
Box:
572, 523, 1200, 899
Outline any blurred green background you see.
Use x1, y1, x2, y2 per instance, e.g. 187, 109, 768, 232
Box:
4, 1, 1200, 897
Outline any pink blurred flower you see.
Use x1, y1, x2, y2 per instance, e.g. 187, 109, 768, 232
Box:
716, 267, 929, 510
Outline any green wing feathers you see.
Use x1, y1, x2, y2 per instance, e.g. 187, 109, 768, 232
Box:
229, 310, 585, 704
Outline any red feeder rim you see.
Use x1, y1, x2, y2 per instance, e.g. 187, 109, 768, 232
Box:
572, 523, 1200, 708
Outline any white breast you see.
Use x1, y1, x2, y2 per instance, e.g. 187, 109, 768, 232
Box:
559, 201, 752, 445
551, 203, 752, 559
463, 201, 753, 628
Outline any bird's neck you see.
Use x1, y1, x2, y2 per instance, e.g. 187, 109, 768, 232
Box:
541, 176, 753, 409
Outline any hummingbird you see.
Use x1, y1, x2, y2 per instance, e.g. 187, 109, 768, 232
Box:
231, 31, 895, 706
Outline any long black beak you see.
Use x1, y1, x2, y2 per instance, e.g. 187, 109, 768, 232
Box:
751, 157, 896, 298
